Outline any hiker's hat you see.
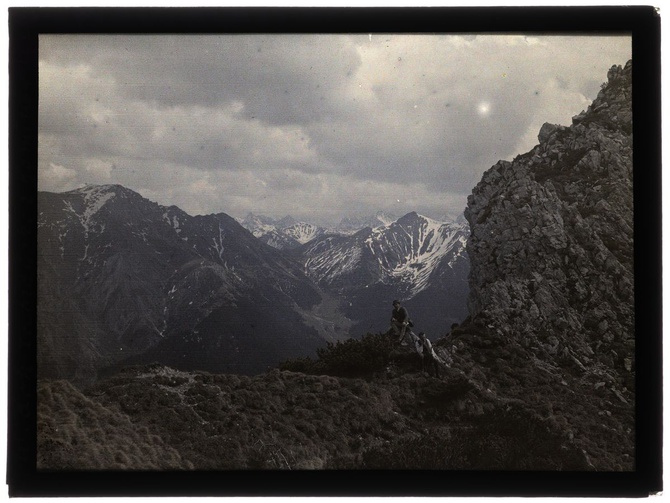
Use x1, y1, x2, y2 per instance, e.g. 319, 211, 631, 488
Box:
392, 299, 400, 305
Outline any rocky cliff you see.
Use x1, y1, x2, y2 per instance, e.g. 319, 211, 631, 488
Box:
465, 60, 633, 375
454, 60, 634, 469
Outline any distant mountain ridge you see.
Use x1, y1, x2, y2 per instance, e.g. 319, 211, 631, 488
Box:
303, 212, 466, 297
238, 210, 401, 249
239, 209, 470, 337
38, 185, 470, 384
298, 211, 470, 337
332, 211, 398, 235
38, 184, 327, 384
239, 213, 325, 249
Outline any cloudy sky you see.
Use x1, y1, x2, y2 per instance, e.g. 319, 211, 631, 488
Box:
38, 34, 631, 226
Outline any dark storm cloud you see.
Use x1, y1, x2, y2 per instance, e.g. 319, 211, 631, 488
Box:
38, 34, 631, 224
41, 35, 361, 124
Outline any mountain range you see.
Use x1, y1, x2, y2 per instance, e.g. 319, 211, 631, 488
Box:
238, 213, 325, 249
38, 187, 469, 384
237, 210, 401, 249
240, 210, 470, 336
297, 212, 469, 337
38, 185, 326, 382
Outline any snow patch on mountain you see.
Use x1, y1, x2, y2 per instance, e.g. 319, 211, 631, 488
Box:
303, 212, 469, 299
212, 223, 226, 260
366, 214, 468, 296
283, 222, 322, 244
239, 213, 325, 249
80, 187, 116, 231
304, 238, 363, 282
163, 212, 183, 234
333, 211, 398, 235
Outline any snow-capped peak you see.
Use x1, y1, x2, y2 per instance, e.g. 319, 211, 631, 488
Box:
333, 211, 399, 235
61, 184, 118, 233
304, 211, 469, 299
239, 213, 326, 249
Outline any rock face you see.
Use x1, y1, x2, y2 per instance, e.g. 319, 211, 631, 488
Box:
457, 60, 634, 470
465, 60, 633, 375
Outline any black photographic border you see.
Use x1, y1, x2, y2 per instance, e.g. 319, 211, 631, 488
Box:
8, 6, 662, 497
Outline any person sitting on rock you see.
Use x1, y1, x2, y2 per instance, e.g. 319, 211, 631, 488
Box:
419, 332, 440, 378
390, 300, 411, 344
445, 322, 459, 338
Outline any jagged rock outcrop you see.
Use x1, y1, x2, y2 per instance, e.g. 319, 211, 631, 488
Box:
455, 60, 634, 470
465, 60, 633, 375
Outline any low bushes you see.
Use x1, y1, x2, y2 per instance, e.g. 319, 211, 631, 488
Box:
280, 332, 396, 378
37, 380, 193, 470
359, 408, 590, 470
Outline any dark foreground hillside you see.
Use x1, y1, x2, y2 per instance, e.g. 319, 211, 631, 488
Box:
38, 334, 592, 471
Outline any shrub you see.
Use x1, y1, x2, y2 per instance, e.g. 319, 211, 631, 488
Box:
361, 433, 451, 469
457, 408, 590, 470
278, 356, 318, 374
360, 407, 590, 470
280, 333, 395, 378
37, 380, 193, 470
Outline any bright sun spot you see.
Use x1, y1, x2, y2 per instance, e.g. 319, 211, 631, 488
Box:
477, 102, 491, 116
